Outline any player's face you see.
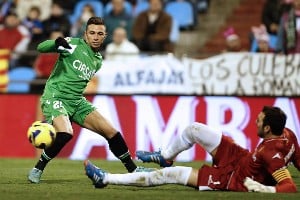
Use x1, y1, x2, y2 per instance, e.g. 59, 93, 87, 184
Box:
256, 112, 266, 138
85, 24, 107, 51
294, 0, 300, 9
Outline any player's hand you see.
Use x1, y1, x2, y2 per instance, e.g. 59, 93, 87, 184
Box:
55, 37, 71, 49
244, 177, 276, 193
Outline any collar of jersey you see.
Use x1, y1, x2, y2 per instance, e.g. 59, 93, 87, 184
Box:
82, 39, 102, 59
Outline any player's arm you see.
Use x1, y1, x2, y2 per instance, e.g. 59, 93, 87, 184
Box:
37, 40, 57, 53
37, 37, 71, 53
244, 168, 297, 193
272, 168, 297, 192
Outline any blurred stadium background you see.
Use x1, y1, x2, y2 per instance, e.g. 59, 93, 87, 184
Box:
0, 0, 299, 167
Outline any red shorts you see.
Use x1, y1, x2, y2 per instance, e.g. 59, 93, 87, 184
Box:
197, 135, 249, 191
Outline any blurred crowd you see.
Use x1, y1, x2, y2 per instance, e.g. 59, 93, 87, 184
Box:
2, 0, 300, 93
0, 0, 210, 93
223, 0, 300, 54
0, 0, 209, 70
2, 0, 300, 69
0, 0, 210, 130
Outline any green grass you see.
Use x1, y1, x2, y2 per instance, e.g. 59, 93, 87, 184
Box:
0, 158, 299, 200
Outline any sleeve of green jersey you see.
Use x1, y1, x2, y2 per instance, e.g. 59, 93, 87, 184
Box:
37, 40, 57, 53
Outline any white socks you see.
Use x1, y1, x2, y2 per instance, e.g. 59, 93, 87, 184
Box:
104, 166, 193, 186
161, 129, 193, 160
162, 122, 222, 160
100, 122, 222, 188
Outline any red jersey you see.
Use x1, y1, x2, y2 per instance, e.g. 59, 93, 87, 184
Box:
198, 128, 300, 192
0, 26, 29, 51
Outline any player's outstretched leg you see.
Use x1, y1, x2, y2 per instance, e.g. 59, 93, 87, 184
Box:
136, 150, 173, 167
84, 160, 108, 188
84, 164, 193, 188
28, 168, 43, 183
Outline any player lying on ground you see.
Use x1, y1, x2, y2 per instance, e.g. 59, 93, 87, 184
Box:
84, 106, 300, 193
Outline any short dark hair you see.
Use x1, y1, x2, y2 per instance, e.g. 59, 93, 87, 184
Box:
29, 6, 41, 16
262, 106, 287, 136
86, 17, 105, 30
5, 12, 18, 19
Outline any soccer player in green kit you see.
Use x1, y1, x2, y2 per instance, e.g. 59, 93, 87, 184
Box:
28, 17, 149, 184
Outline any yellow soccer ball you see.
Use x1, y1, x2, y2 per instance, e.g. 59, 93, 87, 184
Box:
27, 121, 56, 149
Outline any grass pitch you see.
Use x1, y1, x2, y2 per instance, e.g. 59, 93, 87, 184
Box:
0, 158, 299, 200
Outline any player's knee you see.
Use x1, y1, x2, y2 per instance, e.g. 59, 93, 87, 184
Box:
184, 122, 222, 153
53, 126, 73, 135
183, 122, 206, 142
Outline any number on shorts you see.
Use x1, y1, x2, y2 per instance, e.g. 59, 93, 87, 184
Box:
53, 101, 63, 109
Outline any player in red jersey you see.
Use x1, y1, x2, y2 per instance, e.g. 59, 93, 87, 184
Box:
84, 106, 300, 192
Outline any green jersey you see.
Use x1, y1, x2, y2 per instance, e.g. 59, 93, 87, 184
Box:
37, 37, 103, 99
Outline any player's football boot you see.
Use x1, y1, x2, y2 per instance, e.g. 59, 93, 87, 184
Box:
136, 150, 173, 167
28, 168, 43, 183
84, 160, 107, 188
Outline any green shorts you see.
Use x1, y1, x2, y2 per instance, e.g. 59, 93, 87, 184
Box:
40, 94, 96, 126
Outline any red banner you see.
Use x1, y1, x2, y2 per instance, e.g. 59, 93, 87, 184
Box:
0, 95, 299, 161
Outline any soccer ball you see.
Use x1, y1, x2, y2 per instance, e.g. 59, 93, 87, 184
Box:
27, 121, 56, 149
